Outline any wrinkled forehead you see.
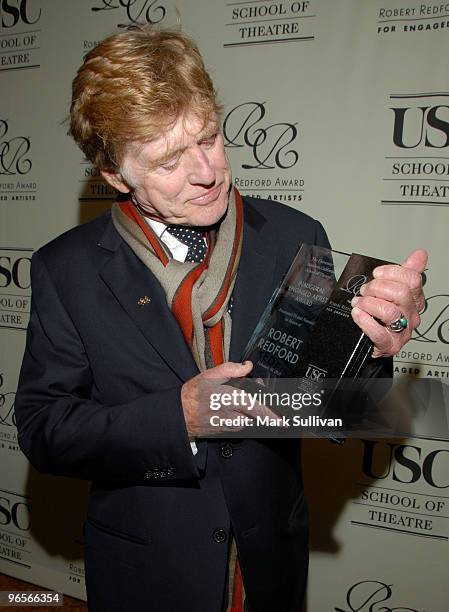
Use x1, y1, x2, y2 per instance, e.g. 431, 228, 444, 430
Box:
127, 112, 219, 166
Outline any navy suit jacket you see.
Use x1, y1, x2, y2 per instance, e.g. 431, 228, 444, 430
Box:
16, 197, 337, 611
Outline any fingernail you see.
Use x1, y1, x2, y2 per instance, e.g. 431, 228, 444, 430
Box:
351, 296, 360, 306
359, 284, 366, 296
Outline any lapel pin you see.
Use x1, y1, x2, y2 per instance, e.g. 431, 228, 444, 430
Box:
137, 295, 151, 307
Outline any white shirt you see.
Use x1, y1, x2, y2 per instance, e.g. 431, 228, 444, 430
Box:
145, 217, 201, 455
146, 217, 190, 261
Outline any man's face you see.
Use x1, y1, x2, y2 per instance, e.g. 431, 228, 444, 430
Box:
102, 113, 232, 227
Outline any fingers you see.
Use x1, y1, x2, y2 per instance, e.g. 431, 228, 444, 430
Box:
250, 402, 284, 423
350, 250, 428, 358
351, 305, 399, 358
352, 281, 420, 330
197, 390, 286, 437
372, 265, 423, 306
181, 362, 253, 437
372, 248, 427, 277
401, 248, 428, 273
360, 278, 414, 308
351, 295, 403, 326
201, 360, 253, 382
373, 249, 427, 312
231, 396, 279, 420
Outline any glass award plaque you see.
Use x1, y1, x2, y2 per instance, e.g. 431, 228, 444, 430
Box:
204, 244, 447, 441
240, 244, 390, 413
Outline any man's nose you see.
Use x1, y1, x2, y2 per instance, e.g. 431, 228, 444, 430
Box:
186, 146, 215, 185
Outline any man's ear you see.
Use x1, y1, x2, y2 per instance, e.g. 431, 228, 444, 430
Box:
100, 169, 131, 193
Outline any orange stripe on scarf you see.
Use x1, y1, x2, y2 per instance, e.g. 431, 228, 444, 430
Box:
171, 265, 205, 346
230, 559, 244, 612
208, 320, 224, 365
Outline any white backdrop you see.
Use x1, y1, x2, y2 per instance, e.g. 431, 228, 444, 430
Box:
0, 1, 448, 609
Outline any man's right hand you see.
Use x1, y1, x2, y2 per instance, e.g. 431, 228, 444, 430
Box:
181, 361, 277, 438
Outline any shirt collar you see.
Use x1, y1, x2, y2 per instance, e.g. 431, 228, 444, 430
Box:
144, 216, 167, 238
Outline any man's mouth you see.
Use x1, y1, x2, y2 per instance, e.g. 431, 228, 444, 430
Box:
189, 183, 222, 205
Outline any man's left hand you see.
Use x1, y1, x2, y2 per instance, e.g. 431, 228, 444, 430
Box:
351, 249, 428, 358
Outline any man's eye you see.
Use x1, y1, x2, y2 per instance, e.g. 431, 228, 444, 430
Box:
200, 134, 217, 147
161, 157, 180, 170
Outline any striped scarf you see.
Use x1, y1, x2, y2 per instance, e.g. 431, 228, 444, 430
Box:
111, 187, 243, 371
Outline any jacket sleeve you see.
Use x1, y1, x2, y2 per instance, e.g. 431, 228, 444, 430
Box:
15, 251, 200, 484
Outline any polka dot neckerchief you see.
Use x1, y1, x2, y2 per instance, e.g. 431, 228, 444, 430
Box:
165, 225, 234, 314
165, 225, 207, 264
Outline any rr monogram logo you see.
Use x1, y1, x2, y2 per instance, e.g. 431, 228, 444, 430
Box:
335, 579, 418, 612
0, 374, 16, 428
341, 274, 367, 297
0, 120, 31, 176
91, 0, 168, 25
223, 101, 299, 170
413, 294, 449, 345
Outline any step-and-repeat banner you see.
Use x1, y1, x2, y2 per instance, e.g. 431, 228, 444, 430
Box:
1, 1, 447, 609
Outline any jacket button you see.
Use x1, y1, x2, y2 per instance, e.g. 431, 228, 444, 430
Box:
220, 443, 233, 458
212, 528, 227, 544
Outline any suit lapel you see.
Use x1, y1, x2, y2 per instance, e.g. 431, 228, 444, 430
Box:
98, 221, 199, 382
230, 203, 279, 362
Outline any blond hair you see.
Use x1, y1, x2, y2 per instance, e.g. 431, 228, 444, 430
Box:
69, 26, 221, 170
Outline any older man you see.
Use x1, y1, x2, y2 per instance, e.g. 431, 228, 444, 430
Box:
15, 26, 426, 612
